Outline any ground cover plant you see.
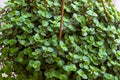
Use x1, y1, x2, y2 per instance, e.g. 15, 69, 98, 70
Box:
0, 0, 120, 80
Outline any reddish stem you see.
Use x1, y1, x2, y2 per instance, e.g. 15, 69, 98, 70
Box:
59, 0, 64, 40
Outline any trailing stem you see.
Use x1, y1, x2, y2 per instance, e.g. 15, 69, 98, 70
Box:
101, 0, 111, 19
59, 0, 64, 40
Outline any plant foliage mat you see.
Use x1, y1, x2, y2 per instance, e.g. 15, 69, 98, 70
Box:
0, 0, 120, 80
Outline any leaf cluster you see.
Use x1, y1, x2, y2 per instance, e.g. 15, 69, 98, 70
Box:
0, 0, 120, 80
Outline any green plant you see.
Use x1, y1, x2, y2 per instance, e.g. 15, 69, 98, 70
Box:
0, 0, 120, 80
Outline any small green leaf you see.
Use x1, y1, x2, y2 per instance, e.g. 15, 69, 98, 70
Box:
35, 49, 41, 54
16, 57, 23, 63
42, 20, 49, 26
77, 69, 84, 76
9, 39, 17, 45
24, 19, 34, 28
18, 39, 26, 45
59, 41, 68, 51
63, 64, 77, 72
29, 60, 34, 66
38, 10, 45, 17
47, 47, 54, 52
3, 39, 9, 45
33, 34, 40, 42
69, 36, 74, 42
15, 11, 20, 15
44, 41, 50, 46
46, 12, 52, 18
32, 60, 41, 70
23, 47, 32, 55
29, 23, 34, 28
32, 52, 39, 56
10, 47, 19, 56
71, 3, 79, 11
42, 46, 47, 52
77, 69, 87, 79
82, 74, 88, 79
86, 10, 98, 17
53, 1, 60, 6
57, 60, 64, 67
21, 26, 32, 33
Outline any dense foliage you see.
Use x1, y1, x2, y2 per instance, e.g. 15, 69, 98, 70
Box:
0, 0, 120, 80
